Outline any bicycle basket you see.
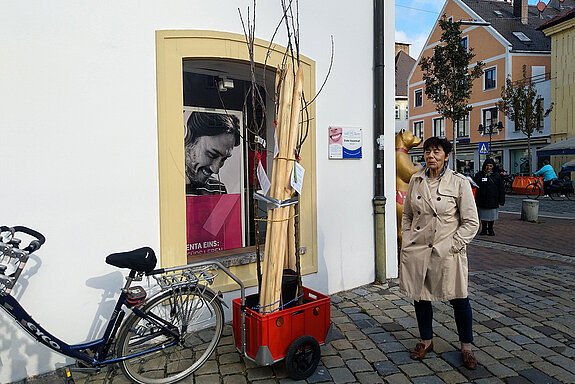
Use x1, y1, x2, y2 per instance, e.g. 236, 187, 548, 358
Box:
155, 265, 218, 290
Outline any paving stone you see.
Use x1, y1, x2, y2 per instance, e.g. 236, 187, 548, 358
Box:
346, 359, 373, 373
495, 340, 522, 351
474, 378, 506, 384
220, 352, 242, 364
194, 373, 221, 384
533, 360, 575, 383
518, 368, 562, 384
361, 348, 387, 363
412, 376, 446, 384
378, 341, 408, 354
223, 374, 248, 384
368, 332, 395, 344
380, 373, 412, 384
510, 348, 544, 363
485, 362, 517, 377
373, 360, 401, 376
352, 338, 377, 350
322, 355, 345, 368
398, 362, 433, 377
220, 363, 245, 376
436, 369, 468, 384
331, 339, 354, 351
196, 360, 219, 374
345, 330, 367, 341
356, 371, 384, 384
246, 367, 274, 381
524, 342, 556, 357
340, 348, 363, 360
482, 345, 514, 359
328, 367, 356, 384
423, 357, 456, 373
306, 366, 332, 383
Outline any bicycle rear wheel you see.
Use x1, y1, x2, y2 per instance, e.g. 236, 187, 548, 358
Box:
116, 286, 224, 384
525, 183, 541, 199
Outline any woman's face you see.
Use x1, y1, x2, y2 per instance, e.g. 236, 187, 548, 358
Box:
485, 163, 493, 171
424, 145, 449, 172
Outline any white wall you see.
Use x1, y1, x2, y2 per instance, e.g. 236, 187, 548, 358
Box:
0, 1, 395, 381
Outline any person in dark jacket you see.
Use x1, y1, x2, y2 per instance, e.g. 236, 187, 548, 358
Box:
473, 158, 505, 236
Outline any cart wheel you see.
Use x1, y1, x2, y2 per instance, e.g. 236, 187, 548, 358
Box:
285, 335, 321, 380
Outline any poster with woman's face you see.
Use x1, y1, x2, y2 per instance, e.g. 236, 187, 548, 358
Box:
183, 108, 245, 258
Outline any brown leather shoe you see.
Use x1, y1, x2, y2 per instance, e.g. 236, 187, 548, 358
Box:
462, 350, 477, 370
410, 341, 433, 360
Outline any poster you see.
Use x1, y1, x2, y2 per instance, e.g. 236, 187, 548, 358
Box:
183, 107, 245, 257
329, 126, 362, 159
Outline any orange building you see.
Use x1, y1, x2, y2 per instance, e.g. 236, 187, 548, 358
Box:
408, 0, 573, 176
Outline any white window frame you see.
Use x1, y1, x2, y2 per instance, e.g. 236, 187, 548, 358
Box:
455, 113, 470, 138
433, 117, 445, 138
414, 88, 423, 108
461, 36, 468, 52
481, 106, 500, 136
484, 66, 497, 91
405, 105, 409, 119
395, 104, 400, 119
413, 120, 424, 140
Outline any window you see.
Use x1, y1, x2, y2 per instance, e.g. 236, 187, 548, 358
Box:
461, 37, 468, 52
455, 113, 470, 138
405, 106, 409, 119
484, 67, 496, 90
536, 98, 544, 128
414, 89, 423, 108
433, 117, 445, 137
413, 121, 424, 140
395, 104, 400, 119
482, 107, 499, 135
512, 31, 531, 42
155, 31, 318, 279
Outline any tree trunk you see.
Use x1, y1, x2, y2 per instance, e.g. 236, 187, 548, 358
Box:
452, 118, 457, 171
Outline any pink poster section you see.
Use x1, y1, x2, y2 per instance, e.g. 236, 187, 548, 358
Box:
186, 194, 242, 257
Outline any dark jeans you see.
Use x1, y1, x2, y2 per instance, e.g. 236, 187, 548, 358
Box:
414, 298, 473, 343
543, 180, 552, 195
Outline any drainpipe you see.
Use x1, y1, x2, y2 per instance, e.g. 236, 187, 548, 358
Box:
373, 0, 386, 283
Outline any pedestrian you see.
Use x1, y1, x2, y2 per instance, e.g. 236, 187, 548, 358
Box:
534, 160, 558, 198
473, 158, 505, 236
399, 137, 480, 370
184, 111, 241, 195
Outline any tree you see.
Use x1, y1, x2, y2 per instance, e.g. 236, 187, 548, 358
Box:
497, 65, 553, 175
420, 15, 484, 168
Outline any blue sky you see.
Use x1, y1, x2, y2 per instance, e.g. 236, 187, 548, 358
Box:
395, 0, 542, 60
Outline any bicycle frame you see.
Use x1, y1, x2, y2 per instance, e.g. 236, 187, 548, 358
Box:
0, 283, 180, 366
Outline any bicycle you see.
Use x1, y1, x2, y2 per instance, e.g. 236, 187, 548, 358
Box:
524, 177, 544, 199
524, 177, 575, 200
0, 226, 244, 384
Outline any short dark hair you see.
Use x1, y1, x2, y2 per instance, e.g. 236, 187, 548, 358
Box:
423, 136, 452, 155
543, 160, 550, 165
185, 112, 241, 147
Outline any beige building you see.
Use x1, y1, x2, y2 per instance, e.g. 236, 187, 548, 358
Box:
539, 4, 575, 172
395, 43, 416, 133
408, 0, 573, 176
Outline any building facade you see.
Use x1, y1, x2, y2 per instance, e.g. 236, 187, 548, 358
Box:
540, 5, 575, 172
407, 0, 571, 176
0, 2, 396, 381
395, 44, 416, 133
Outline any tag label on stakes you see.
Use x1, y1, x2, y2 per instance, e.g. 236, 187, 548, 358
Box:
257, 161, 271, 195
291, 162, 305, 195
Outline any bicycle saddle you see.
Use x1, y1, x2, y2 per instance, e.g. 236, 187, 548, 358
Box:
106, 247, 157, 273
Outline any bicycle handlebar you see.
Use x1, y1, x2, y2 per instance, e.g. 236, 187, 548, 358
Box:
0, 226, 45, 252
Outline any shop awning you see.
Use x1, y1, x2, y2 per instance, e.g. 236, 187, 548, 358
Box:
537, 136, 575, 156
562, 160, 575, 173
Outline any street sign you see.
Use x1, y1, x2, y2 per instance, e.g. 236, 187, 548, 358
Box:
478, 142, 489, 155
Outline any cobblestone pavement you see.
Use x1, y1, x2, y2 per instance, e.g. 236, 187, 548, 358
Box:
14, 212, 575, 384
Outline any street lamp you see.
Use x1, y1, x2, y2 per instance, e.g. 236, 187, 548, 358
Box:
478, 121, 503, 158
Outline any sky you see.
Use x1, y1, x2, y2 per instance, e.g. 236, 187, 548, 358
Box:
395, 0, 542, 60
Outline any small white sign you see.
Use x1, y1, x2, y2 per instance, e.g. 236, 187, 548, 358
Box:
291, 162, 305, 195
257, 161, 271, 196
328, 126, 363, 159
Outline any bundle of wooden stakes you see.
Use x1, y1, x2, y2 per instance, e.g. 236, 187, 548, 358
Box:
259, 63, 304, 313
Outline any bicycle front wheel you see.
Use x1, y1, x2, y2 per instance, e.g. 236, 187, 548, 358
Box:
525, 183, 541, 199
116, 286, 224, 384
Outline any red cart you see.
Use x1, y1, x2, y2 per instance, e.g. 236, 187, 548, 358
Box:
232, 286, 333, 380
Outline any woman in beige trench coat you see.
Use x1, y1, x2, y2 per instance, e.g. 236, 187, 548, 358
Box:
399, 137, 479, 369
